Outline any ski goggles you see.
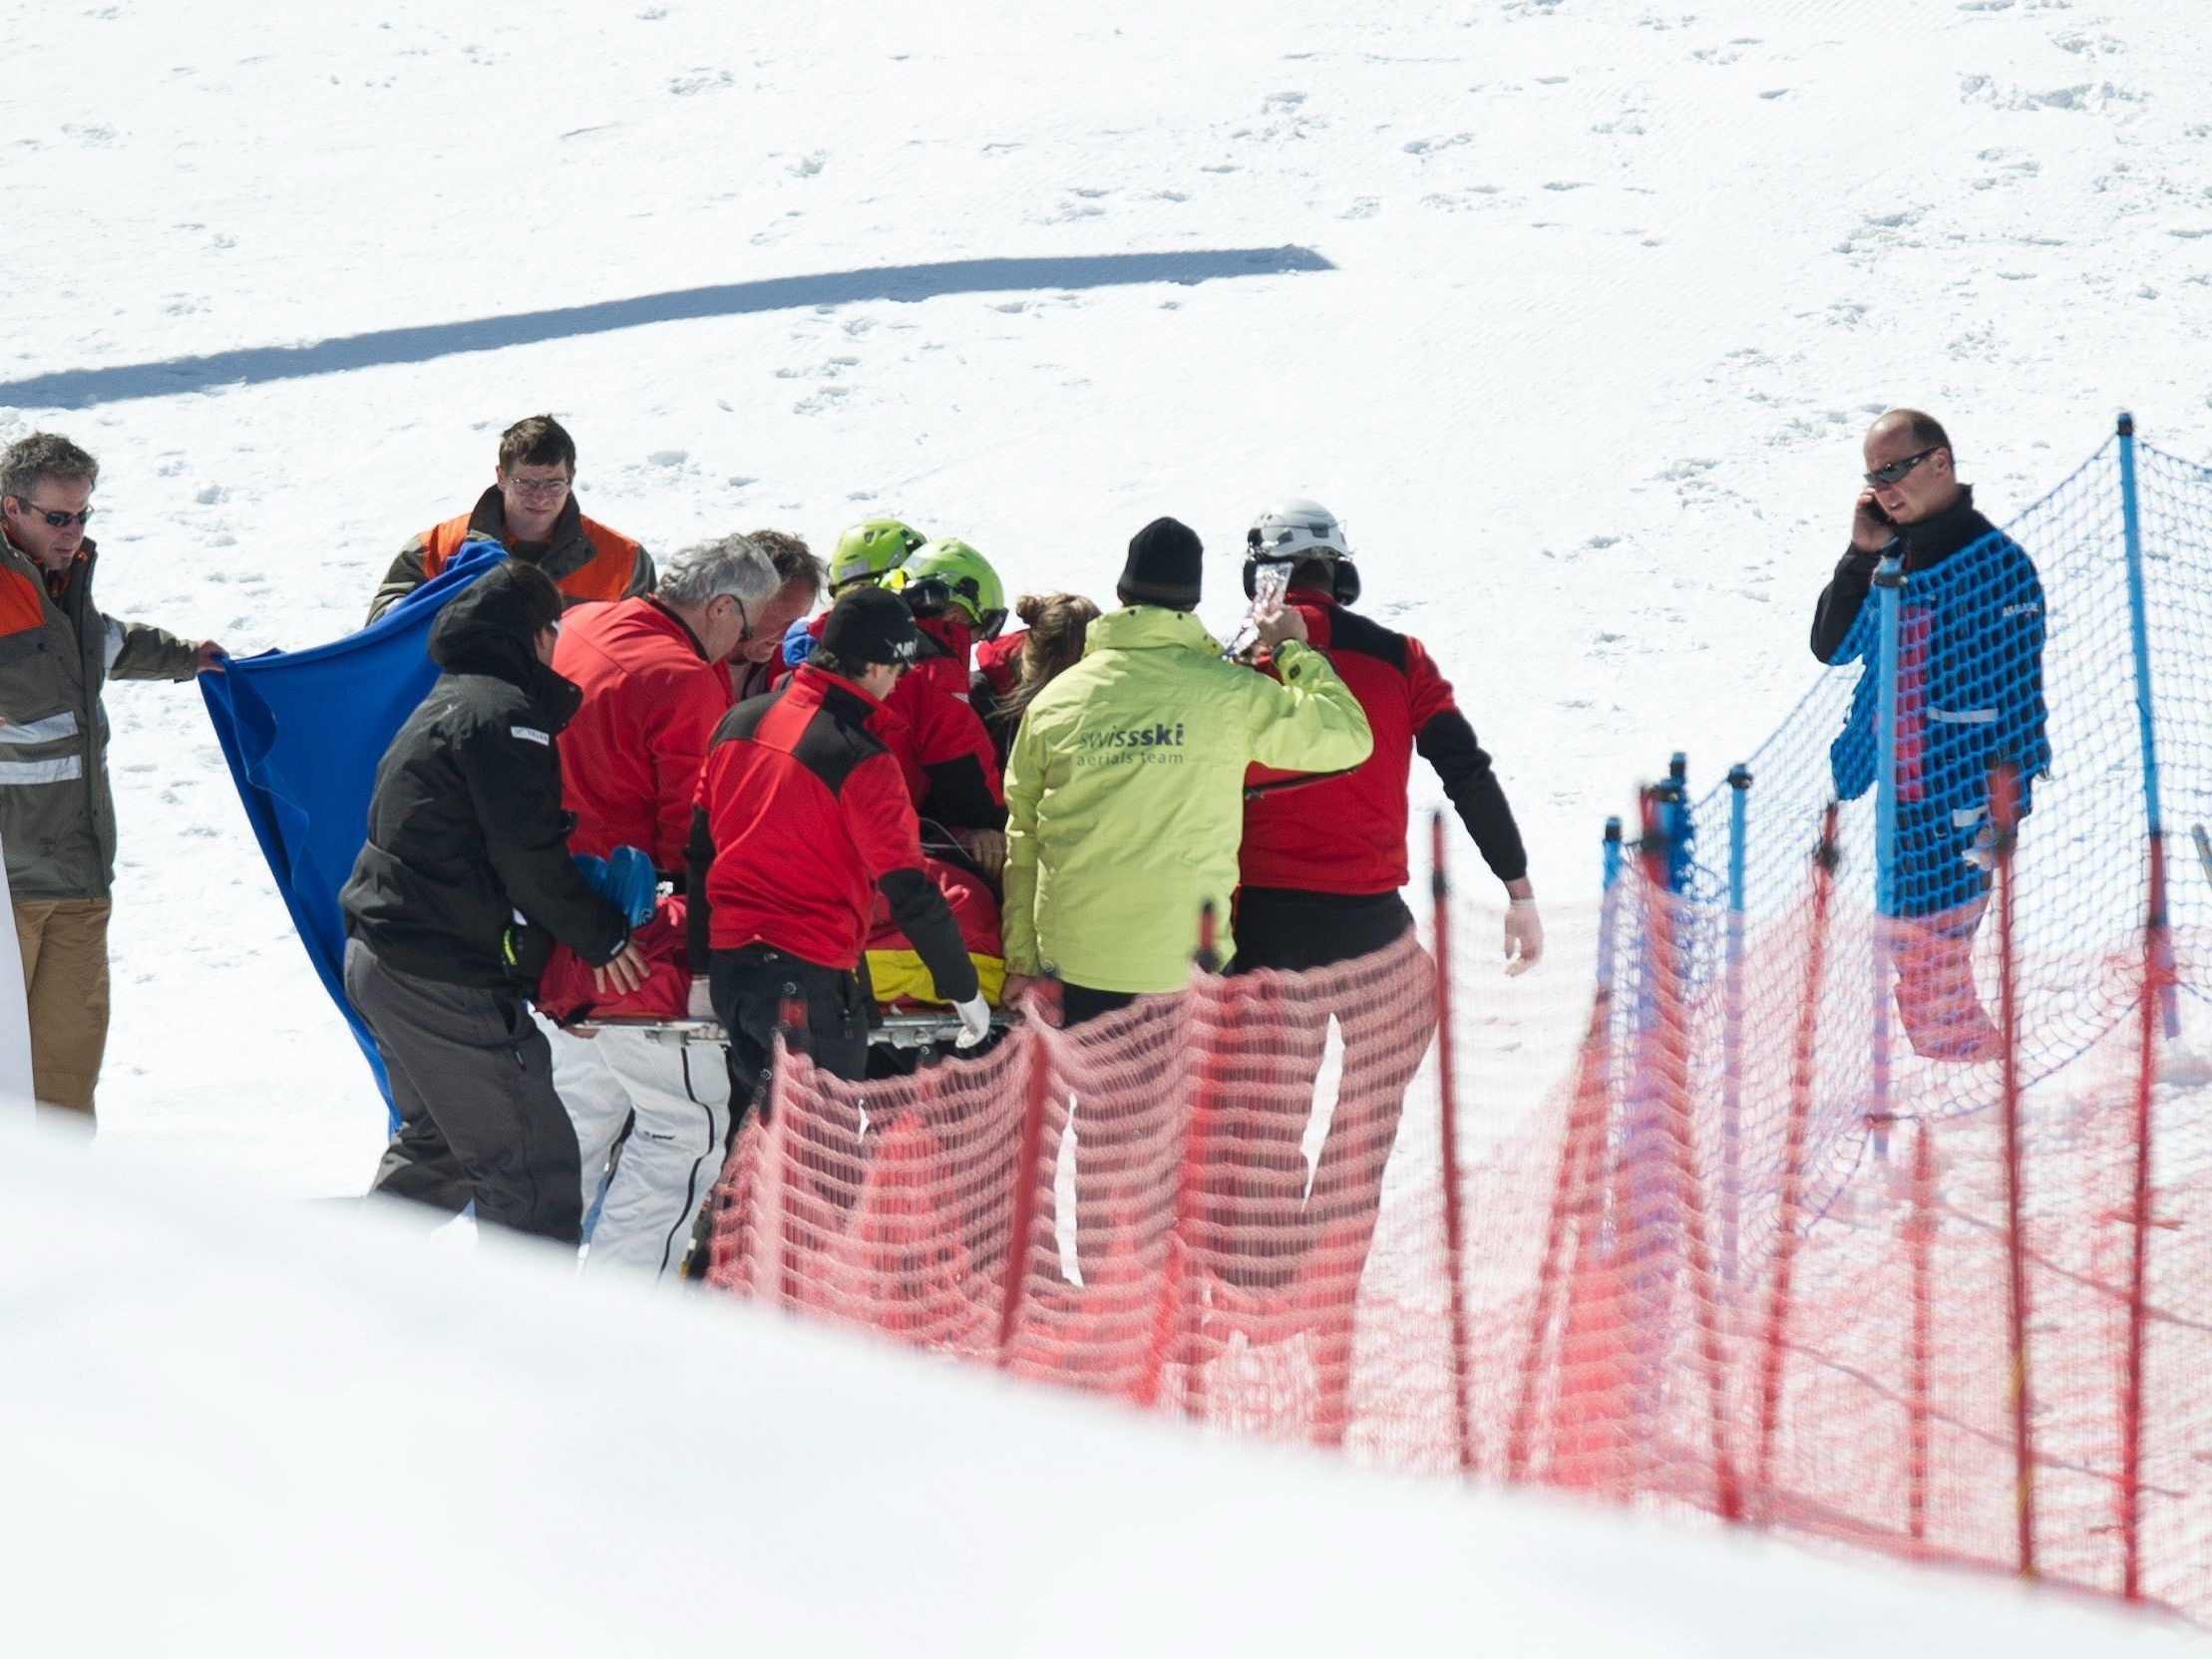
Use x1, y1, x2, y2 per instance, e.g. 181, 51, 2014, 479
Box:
900, 574, 1007, 641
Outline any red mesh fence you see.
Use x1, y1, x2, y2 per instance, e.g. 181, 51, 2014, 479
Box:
698, 431, 2212, 1624
696, 837, 2211, 1620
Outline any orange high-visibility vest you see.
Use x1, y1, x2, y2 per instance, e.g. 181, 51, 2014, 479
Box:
419, 511, 640, 603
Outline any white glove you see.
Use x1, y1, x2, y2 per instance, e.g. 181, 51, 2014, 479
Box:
951, 993, 992, 1050
1505, 898, 1544, 977
687, 975, 715, 1020
1962, 823, 1999, 872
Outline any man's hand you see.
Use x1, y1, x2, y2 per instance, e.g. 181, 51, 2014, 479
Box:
1505, 897, 1544, 977
593, 942, 649, 998
952, 827, 1007, 881
1254, 598, 1308, 649
950, 993, 992, 1050
194, 640, 227, 674
1850, 492, 1895, 554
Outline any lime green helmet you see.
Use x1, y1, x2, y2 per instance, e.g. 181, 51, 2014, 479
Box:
890, 538, 1007, 640
828, 517, 926, 593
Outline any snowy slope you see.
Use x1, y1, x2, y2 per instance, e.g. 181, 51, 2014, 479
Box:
3, 0, 2207, 1181
2, 1115, 2199, 1657
2, 2, 2210, 1636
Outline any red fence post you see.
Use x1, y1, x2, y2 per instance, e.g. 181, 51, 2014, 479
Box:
1431, 812, 1478, 1478
1137, 912, 1226, 1413
2119, 830, 2167, 1599
1753, 805, 1840, 1517
1636, 789, 1740, 1520
996, 1019, 1055, 1367
1992, 764, 2036, 1581
1908, 1116, 1935, 1552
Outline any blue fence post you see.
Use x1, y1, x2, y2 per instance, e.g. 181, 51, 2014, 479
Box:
1869, 553, 1906, 1156
2117, 411, 2178, 1038
1723, 764, 1751, 1282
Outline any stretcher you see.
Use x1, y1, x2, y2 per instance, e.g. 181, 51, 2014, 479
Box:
572, 1012, 1013, 1051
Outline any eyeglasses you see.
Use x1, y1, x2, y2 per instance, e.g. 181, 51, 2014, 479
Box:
8, 498, 94, 528
715, 591, 754, 643
502, 474, 572, 501
1864, 448, 1942, 489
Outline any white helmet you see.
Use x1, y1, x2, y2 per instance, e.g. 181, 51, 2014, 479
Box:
1245, 497, 1359, 603
1246, 497, 1349, 562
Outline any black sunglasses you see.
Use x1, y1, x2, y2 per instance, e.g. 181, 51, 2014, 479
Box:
8, 498, 94, 528
1864, 447, 1942, 489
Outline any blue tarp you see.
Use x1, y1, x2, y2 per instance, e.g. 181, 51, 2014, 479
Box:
200, 542, 508, 1111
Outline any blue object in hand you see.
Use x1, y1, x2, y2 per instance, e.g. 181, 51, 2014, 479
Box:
782, 616, 818, 669
571, 846, 658, 928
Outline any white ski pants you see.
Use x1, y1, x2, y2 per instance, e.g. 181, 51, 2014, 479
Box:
543, 1019, 730, 1280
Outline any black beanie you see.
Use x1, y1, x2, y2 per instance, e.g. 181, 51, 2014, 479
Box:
819, 584, 922, 669
1118, 516, 1204, 609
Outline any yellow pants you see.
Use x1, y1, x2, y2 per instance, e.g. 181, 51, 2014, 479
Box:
13, 899, 112, 1116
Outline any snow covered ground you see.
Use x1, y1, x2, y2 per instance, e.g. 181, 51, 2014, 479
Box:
4, 0, 2210, 1644
5, 1114, 2201, 1656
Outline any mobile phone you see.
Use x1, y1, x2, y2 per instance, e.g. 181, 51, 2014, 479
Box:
1862, 495, 1893, 526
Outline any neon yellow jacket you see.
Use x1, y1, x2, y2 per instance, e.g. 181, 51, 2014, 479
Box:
1001, 605, 1373, 994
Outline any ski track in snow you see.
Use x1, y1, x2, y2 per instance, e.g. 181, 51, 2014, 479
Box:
1, 0, 2209, 1199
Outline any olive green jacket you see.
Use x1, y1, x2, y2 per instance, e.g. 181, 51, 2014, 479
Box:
1001, 605, 1372, 994
0, 534, 201, 901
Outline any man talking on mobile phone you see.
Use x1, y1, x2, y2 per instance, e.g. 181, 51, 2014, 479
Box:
1811, 409, 2048, 1063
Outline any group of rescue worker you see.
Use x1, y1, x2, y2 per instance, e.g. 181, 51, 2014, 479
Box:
0, 403, 2030, 1284
328, 415, 1541, 1271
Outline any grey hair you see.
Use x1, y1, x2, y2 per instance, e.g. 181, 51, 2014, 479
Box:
656, 532, 780, 610
1, 433, 99, 503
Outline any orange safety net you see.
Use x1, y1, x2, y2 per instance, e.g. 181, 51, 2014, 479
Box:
697, 846, 2211, 1622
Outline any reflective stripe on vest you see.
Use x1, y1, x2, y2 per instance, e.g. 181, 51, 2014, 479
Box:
0, 711, 80, 747
0, 754, 84, 785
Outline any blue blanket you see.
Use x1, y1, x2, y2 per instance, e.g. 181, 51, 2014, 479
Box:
201, 542, 508, 1112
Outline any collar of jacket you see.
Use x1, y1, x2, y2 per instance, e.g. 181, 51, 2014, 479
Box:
972, 627, 1023, 696
1285, 586, 1339, 648
1084, 604, 1223, 657
1896, 485, 1990, 573
467, 485, 594, 582
643, 595, 711, 662
0, 527, 94, 587
792, 661, 887, 724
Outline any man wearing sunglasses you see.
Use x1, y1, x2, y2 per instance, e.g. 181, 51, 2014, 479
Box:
365, 414, 655, 623
545, 534, 783, 1271
1812, 410, 2049, 1062
0, 432, 222, 1117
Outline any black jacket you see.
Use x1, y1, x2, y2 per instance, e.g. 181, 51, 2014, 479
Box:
341, 565, 629, 989
1810, 487, 1994, 664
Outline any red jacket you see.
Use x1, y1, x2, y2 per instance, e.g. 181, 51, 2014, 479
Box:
553, 597, 734, 871
882, 612, 1003, 830
1241, 591, 1527, 895
684, 665, 978, 1002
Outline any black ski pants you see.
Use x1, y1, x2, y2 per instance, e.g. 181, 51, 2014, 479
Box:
345, 936, 583, 1244
708, 943, 872, 1126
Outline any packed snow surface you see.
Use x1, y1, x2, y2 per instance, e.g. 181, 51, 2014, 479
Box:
4, 0, 2210, 1646
4, 1117, 2201, 1656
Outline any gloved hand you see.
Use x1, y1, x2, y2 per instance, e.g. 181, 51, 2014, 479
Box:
782, 617, 819, 669
951, 993, 992, 1050
1505, 897, 1544, 977
1962, 823, 1999, 872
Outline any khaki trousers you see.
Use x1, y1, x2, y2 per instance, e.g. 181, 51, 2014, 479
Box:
13, 899, 112, 1116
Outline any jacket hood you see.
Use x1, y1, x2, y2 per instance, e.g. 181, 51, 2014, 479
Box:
1084, 604, 1222, 657
428, 562, 582, 726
